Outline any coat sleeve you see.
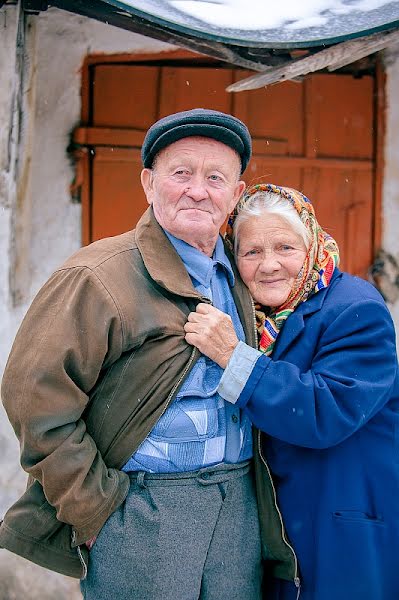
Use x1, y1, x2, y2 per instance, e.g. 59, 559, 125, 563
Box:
236, 297, 399, 449
1, 266, 130, 545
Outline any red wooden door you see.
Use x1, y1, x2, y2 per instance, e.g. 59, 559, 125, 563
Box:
75, 59, 378, 278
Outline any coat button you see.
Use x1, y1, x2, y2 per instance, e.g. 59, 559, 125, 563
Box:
232, 414, 238, 423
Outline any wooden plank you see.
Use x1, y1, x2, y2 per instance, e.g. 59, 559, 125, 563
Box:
158, 66, 233, 115
85, 143, 373, 170
91, 149, 145, 241
234, 76, 304, 156
305, 74, 373, 160
227, 30, 399, 92
92, 64, 160, 128
73, 127, 145, 147
373, 60, 386, 252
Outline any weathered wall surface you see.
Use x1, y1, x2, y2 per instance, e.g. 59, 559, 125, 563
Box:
0, 5, 173, 598
382, 44, 399, 338
1, 3, 399, 598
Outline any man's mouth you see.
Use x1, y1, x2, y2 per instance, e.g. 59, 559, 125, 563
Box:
180, 207, 210, 214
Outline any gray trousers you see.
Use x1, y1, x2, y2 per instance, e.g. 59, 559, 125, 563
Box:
81, 461, 262, 600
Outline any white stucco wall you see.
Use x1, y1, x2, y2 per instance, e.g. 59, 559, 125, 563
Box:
0, 3, 399, 597
382, 44, 399, 335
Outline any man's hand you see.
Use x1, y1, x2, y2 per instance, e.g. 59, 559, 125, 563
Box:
184, 303, 239, 369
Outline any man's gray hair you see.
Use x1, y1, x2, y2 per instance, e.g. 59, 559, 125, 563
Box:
233, 191, 312, 254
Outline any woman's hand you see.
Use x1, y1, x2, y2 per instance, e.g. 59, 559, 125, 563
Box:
184, 303, 239, 369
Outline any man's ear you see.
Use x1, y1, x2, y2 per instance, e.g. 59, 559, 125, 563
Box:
141, 168, 154, 205
229, 180, 246, 213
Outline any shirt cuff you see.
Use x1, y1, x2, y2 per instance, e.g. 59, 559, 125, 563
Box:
218, 341, 262, 404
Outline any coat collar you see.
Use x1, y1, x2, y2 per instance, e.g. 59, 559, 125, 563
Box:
273, 269, 343, 358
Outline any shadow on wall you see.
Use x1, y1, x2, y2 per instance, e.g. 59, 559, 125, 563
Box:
0, 552, 81, 600
369, 249, 399, 304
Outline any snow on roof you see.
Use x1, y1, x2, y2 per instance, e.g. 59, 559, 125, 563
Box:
169, 0, 393, 31
118, 0, 399, 47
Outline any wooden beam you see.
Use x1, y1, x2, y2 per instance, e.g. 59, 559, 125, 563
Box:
227, 29, 399, 92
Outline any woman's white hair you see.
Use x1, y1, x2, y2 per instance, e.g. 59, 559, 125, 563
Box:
233, 191, 312, 254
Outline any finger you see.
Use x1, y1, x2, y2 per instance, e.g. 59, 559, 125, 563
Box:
184, 322, 201, 333
185, 332, 200, 347
187, 311, 209, 324
196, 304, 229, 322
195, 303, 213, 315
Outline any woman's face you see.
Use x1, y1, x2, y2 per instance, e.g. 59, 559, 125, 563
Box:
236, 214, 308, 308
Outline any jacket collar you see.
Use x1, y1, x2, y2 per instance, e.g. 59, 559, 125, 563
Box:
273, 269, 343, 358
164, 231, 235, 289
135, 207, 256, 347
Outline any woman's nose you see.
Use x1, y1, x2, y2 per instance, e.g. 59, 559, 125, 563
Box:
258, 251, 281, 272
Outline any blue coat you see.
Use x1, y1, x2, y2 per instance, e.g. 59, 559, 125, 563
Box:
237, 270, 399, 600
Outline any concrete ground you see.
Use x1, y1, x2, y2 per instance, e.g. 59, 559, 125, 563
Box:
0, 552, 81, 600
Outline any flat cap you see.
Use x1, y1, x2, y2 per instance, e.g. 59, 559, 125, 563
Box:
141, 108, 252, 174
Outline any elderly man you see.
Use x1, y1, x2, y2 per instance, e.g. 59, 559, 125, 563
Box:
0, 109, 296, 599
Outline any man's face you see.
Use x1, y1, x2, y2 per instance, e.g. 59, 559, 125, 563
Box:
141, 136, 246, 255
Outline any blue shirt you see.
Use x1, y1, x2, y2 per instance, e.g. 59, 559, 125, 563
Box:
122, 233, 253, 473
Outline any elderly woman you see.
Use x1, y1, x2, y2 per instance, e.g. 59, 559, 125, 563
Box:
184, 183, 399, 600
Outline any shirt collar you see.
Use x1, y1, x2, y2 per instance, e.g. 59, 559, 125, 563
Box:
164, 231, 235, 288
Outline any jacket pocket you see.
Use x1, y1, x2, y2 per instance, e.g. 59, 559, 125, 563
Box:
332, 510, 384, 525
320, 509, 388, 599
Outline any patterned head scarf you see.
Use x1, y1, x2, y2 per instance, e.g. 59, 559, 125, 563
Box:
226, 183, 340, 355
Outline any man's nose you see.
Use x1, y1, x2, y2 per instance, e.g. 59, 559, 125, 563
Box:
185, 176, 208, 201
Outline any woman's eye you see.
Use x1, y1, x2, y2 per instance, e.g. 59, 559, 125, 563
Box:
280, 244, 294, 251
244, 249, 260, 257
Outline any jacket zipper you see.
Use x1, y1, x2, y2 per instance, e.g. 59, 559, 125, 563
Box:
258, 433, 301, 593
107, 338, 201, 461
251, 300, 301, 595
131, 295, 209, 446
155, 346, 198, 424
71, 529, 88, 580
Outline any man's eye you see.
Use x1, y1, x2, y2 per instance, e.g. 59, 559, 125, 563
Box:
209, 174, 222, 181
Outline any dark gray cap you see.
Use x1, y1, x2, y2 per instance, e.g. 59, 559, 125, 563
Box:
141, 108, 252, 174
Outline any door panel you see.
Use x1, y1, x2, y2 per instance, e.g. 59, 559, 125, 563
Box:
93, 65, 160, 128
306, 75, 373, 159
80, 61, 377, 278
159, 67, 234, 115
234, 75, 305, 156
91, 148, 145, 241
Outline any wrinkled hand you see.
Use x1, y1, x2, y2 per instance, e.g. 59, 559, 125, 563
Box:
184, 303, 239, 369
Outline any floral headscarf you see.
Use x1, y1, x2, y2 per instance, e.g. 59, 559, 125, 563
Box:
226, 183, 340, 355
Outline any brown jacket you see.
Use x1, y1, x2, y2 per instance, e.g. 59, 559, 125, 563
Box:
0, 208, 297, 581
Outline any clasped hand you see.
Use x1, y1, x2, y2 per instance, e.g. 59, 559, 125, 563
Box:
184, 303, 239, 369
